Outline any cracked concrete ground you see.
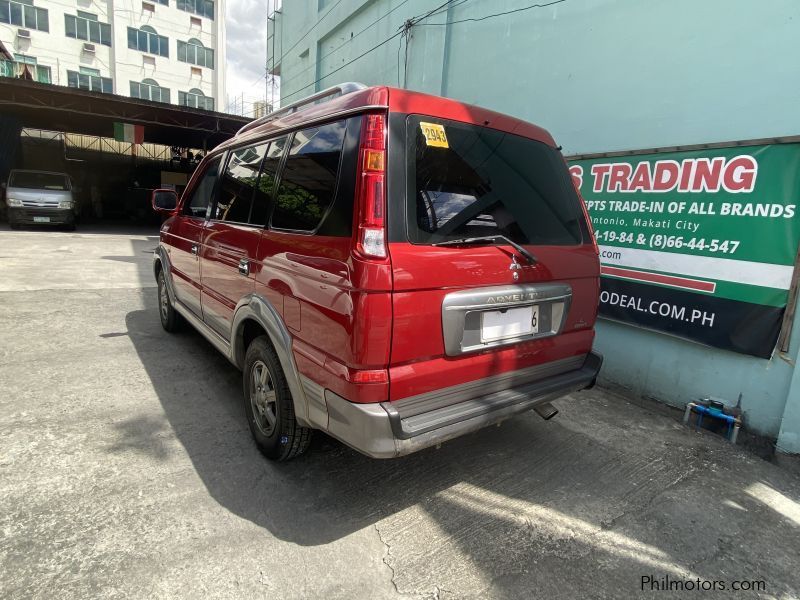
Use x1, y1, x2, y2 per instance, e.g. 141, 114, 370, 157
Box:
0, 225, 799, 599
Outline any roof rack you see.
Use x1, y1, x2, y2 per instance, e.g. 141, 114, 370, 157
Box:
236, 82, 369, 137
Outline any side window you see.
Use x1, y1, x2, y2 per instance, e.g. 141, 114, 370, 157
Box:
214, 143, 268, 223
183, 156, 220, 218
250, 136, 288, 226
271, 120, 346, 232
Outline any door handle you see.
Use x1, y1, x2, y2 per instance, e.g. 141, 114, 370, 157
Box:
238, 258, 250, 276
191, 244, 199, 256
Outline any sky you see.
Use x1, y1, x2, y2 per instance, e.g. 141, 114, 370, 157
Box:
224, 0, 280, 116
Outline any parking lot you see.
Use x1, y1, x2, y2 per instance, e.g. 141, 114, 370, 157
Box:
0, 225, 798, 599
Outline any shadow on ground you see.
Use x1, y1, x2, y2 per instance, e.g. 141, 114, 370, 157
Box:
122, 293, 800, 597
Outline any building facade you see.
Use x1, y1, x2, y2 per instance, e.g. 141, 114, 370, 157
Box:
269, 0, 800, 455
0, 0, 225, 111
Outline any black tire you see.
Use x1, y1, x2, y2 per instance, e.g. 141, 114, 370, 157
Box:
9, 223, 20, 230
157, 269, 181, 332
243, 336, 312, 461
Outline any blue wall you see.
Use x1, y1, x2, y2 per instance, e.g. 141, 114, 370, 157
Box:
271, 0, 800, 449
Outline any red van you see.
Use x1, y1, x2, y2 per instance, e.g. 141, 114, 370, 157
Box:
152, 83, 602, 460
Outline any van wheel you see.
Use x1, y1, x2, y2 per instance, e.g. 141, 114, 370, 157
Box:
157, 269, 180, 332
243, 336, 312, 461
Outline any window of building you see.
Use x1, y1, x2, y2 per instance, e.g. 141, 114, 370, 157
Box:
183, 156, 220, 218
0, 0, 48, 31
177, 0, 213, 20
67, 68, 112, 93
6, 53, 50, 83
271, 121, 347, 232
130, 78, 170, 103
65, 11, 111, 46
177, 38, 213, 69
179, 88, 214, 111
127, 25, 168, 57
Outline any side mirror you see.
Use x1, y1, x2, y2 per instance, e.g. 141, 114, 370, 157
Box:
151, 188, 178, 214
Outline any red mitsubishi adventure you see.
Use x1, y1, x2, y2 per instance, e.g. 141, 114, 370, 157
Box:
152, 83, 602, 460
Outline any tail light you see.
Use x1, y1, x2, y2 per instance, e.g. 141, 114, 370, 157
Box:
578, 192, 599, 255
355, 113, 387, 259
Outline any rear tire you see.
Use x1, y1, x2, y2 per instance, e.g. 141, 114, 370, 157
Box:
9, 223, 20, 230
243, 336, 312, 461
157, 269, 180, 332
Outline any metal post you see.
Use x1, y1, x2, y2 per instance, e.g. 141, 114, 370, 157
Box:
730, 423, 741, 445
683, 402, 695, 425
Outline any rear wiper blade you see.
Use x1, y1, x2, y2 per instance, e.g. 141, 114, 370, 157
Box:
432, 235, 537, 264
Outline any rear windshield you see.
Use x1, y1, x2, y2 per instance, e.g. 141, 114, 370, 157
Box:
406, 116, 584, 246
10, 171, 70, 191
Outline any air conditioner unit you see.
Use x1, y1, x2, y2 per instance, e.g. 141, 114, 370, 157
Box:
83, 43, 96, 53
16, 29, 31, 39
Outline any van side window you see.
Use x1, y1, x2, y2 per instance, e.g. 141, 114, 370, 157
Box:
250, 136, 288, 226
214, 144, 269, 223
183, 156, 221, 218
271, 120, 346, 232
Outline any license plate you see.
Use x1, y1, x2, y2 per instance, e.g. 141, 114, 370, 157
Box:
33, 216, 50, 223
481, 305, 539, 343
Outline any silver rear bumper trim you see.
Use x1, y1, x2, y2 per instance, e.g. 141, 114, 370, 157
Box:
321, 352, 603, 458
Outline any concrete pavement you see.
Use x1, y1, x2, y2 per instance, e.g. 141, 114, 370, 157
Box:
0, 224, 798, 599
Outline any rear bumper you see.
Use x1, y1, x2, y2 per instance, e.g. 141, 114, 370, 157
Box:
322, 351, 602, 458
8, 207, 74, 225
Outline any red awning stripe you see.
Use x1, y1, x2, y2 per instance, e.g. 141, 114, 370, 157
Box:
601, 265, 717, 293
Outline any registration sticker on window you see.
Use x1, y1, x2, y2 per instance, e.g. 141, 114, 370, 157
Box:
420, 122, 449, 148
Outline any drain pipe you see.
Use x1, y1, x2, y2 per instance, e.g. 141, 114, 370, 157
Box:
683, 401, 742, 444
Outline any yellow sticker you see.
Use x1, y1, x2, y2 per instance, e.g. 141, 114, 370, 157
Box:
420, 122, 449, 148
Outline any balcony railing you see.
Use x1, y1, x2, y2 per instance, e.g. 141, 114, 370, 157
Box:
0, 59, 51, 84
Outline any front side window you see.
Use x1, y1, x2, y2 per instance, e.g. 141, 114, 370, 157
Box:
130, 78, 170, 103
214, 144, 269, 223
271, 121, 346, 232
177, 0, 213, 19
127, 25, 168, 57
183, 156, 220, 218
65, 12, 111, 46
407, 116, 584, 246
177, 39, 214, 68
251, 136, 288, 226
0, 0, 48, 31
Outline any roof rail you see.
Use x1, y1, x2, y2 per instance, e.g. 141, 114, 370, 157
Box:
236, 82, 369, 137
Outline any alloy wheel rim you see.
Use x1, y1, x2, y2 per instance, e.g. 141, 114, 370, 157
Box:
250, 360, 277, 436
159, 276, 169, 321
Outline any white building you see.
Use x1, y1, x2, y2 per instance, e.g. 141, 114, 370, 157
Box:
0, 0, 226, 112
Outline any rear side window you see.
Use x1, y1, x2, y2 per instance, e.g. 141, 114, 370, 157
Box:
183, 156, 220, 218
214, 143, 269, 223
406, 116, 584, 246
10, 171, 69, 191
271, 120, 347, 232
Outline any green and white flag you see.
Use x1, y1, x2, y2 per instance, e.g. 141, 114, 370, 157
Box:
113, 122, 144, 144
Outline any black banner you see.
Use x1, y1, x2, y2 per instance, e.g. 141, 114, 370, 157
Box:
599, 278, 785, 359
